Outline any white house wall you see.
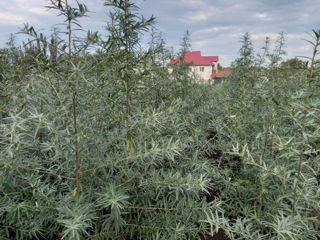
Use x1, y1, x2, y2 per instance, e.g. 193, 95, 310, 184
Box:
190, 66, 212, 80
168, 64, 217, 83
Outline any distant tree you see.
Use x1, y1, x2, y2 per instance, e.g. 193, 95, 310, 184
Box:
268, 32, 286, 66
280, 57, 307, 69
180, 30, 192, 54
104, 0, 155, 152
256, 36, 271, 66
170, 30, 194, 97
232, 32, 254, 69
148, 28, 169, 66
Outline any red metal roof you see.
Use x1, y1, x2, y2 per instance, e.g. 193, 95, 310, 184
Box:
211, 69, 233, 78
169, 51, 218, 66
217, 69, 232, 74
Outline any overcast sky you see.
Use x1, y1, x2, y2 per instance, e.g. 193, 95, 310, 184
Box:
1, 0, 319, 66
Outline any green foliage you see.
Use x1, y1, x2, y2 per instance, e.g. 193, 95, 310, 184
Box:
207, 29, 320, 240
0, 1, 319, 239
57, 200, 95, 240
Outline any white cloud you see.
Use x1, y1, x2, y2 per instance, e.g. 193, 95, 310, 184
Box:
251, 33, 279, 40
0, 2, 12, 9
0, 12, 27, 26
175, 0, 207, 8
247, 33, 309, 42
217, 54, 233, 66
286, 33, 309, 40
193, 39, 210, 48
0, 0, 50, 26
28, 7, 52, 16
201, 26, 230, 33
253, 12, 272, 21
186, 13, 208, 22
1, 0, 46, 10
296, 45, 312, 52
193, 33, 241, 48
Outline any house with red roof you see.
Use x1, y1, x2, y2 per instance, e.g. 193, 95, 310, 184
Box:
169, 51, 232, 83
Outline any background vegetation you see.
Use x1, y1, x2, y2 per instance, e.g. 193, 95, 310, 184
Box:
0, 0, 319, 239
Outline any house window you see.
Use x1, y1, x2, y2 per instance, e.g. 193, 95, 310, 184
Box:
200, 67, 204, 72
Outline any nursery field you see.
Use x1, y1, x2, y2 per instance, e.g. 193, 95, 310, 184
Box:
0, 0, 319, 239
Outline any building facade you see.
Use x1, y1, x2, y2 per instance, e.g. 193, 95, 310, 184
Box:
169, 51, 232, 83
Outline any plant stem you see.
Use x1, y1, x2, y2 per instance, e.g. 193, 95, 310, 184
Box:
66, 0, 80, 197
124, 0, 131, 154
